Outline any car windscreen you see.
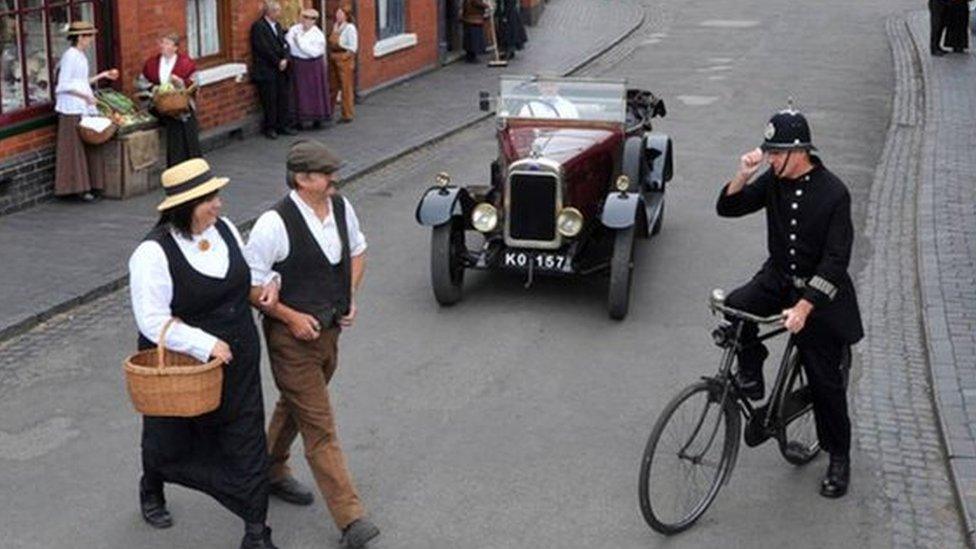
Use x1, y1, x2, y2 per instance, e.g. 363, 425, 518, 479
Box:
498, 76, 627, 123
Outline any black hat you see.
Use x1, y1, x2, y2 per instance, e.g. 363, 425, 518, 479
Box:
287, 139, 344, 174
761, 109, 816, 151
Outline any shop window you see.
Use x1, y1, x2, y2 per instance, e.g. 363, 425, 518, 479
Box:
376, 0, 405, 40
0, 0, 101, 124
186, 0, 228, 62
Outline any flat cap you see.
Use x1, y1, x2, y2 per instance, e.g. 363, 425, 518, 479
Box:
286, 139, 343, 174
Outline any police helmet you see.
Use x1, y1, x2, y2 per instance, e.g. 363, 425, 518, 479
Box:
761, 108, 816, 152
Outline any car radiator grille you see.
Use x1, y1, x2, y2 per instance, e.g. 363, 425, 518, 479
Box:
508, 173, 557, 241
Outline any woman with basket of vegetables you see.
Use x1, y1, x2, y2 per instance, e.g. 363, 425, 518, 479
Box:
127, 158, 280, 549
53, 21, 120, 202
136, 32, 202, 166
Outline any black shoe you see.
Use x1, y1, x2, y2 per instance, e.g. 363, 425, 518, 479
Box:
263, 130, 279, 140
79, 191, 98, 203
269, 475, 314, 506
240, 526, 278, 549
312, 120, 323, 130
338, 117, 352, 124
341, 518, 380, 549
139, 479, 173, 529
735, 370, 764, 401
820, 455, 850, 498
278, 127, 298, 136
954, 47, 966, 53
932, 48, 948, 57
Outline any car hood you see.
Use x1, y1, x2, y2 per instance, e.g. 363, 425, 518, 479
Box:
500, 126, 621, 167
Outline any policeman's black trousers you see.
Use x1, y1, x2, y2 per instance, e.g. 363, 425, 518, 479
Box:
726, 273, 851, 458
255, 74, 291, 133
930, 0, 947, 52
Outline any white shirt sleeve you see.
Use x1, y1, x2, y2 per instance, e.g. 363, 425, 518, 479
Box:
343, 198, 367, 257
339, 24, 359, 53
128, 241, 219, 363
244, 211, 288, 287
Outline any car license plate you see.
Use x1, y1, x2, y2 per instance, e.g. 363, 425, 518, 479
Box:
502, 251, 570, 272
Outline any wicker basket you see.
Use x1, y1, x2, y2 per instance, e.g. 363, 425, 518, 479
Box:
123, 318, 224, 417
153, 83, 197, 118
78, 120, 117, 145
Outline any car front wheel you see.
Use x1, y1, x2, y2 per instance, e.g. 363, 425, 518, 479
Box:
608, 224, 636, 319
431, 219, 466, 306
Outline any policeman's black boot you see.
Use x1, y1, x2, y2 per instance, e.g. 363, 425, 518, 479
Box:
240, 523, 278, 549
820, 454, 850, 498
139, 475, 173, 529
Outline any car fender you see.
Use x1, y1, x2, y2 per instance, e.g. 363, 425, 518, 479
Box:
415, 186, 474, 227
602, 190, 645, 230
645, 133, 673, 189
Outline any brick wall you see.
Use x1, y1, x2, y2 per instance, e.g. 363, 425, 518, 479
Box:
351, 0, 439, 92
0, 147, 56, 216
0, 125, 56, 161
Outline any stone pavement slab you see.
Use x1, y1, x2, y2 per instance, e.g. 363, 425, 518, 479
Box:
899, 9, 976, 547
0, 0, 643, 342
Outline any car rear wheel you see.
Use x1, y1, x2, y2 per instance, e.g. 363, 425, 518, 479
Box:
431, 219, 465, 306
608, 224, 636, 320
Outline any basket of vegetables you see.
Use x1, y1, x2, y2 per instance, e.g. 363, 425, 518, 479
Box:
77, 116, 117, 145
153, 82, 197, 118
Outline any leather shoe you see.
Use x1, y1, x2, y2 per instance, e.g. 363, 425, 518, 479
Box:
341, 518, 380, 548
932, 48, 948, 57
269, 475, 314, 505
263, 130, 279, 140
278, 127, 298, 136
820, 454, 850, 498
735, 370, 764, 401
240, 526, 278, 549
139, 483, 173, 529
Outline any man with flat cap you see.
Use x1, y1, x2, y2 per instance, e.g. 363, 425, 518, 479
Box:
245, 139, 379, 548
716, 107, 863, 499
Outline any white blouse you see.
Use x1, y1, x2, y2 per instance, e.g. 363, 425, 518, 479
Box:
158, 53, 177, 86
128, 217, 247, 363
55, 47, 98, 116
245, 192, 367, 287
286, 24, 327, 59
335, 22, 359, 54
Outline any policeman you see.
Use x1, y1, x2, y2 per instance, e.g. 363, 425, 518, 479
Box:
716, 107, 863, 498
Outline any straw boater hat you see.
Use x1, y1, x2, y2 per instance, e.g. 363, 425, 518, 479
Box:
66, 21, 97, 36
301, 8, 319, 18
157, 158, 229, 211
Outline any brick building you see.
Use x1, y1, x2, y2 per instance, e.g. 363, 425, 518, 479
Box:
0, 0, 468, 215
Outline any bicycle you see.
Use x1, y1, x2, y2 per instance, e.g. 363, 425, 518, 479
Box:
637, 288, 850, 535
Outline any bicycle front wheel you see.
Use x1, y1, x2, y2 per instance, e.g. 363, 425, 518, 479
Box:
639, 380, 740, 535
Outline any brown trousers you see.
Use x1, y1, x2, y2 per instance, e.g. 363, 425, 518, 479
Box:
54, 114, 106, 196
264, 318, 365, 530
328, 51, 356, 120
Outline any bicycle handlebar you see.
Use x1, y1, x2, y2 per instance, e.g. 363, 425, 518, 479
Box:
708, 289, 785, 325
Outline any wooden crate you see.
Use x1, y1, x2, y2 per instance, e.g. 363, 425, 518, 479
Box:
102, 128, 161, 199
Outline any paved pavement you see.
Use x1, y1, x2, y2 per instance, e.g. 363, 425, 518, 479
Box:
901, 10, 976, 547
0, 0, 970, 548
0, 0, 643, 342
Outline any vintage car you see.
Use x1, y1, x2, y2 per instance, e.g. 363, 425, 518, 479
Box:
415, 75, 673, 319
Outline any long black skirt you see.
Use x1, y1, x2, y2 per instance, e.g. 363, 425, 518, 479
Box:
945, 1, 970, 50
141, 318, 269, 524
158, 110, 202, 167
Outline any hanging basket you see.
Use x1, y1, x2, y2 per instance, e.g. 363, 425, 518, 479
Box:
123, 318, 224, 417
153, 83, 197, 118
78, 119, 117, 145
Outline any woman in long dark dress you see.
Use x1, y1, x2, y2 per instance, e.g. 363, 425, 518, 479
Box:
137, 33, 202, 166
495, 0, 527, 60
944, 0, 971, 52
461, 0, 489, 62
128, 158, 279, 549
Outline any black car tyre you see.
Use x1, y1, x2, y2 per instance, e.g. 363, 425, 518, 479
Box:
639, 380, 740, 535
431, 219, 465, 306
608, 224, 635, 320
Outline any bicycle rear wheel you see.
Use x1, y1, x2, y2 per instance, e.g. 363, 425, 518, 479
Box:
639, 380, 740, 535
776, 350, 820, 465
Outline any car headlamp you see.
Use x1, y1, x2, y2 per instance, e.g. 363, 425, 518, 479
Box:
436, 172, 451, 187
556, 207, 584, 237
471, 203, 499, 233
615, 175, 631, 192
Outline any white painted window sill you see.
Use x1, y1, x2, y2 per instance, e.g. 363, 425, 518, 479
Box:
373, 33, 418, 58
196, 63, 249, 87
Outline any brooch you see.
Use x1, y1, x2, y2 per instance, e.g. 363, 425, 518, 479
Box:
198, 239, 211, 252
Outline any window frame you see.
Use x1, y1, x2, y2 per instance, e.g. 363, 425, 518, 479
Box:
375, 0, 406, 41
185, 0, 231, 67
0, 0, 107, 127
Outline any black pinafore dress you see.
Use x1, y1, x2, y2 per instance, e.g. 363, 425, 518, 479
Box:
138, 219, 269, 523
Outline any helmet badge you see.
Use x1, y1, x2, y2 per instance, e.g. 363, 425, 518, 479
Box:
764, 123, 776, 140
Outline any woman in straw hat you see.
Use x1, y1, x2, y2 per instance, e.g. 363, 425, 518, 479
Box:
54, 20, 119, 202
128, 158, 280, 549
286, 9, 332, 130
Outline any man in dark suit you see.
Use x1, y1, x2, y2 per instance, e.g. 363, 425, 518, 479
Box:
251, 0, 296, 139
716, 108, 863, 499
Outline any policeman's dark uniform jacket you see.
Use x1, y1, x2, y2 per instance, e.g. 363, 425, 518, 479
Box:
715, 110, 863, 461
